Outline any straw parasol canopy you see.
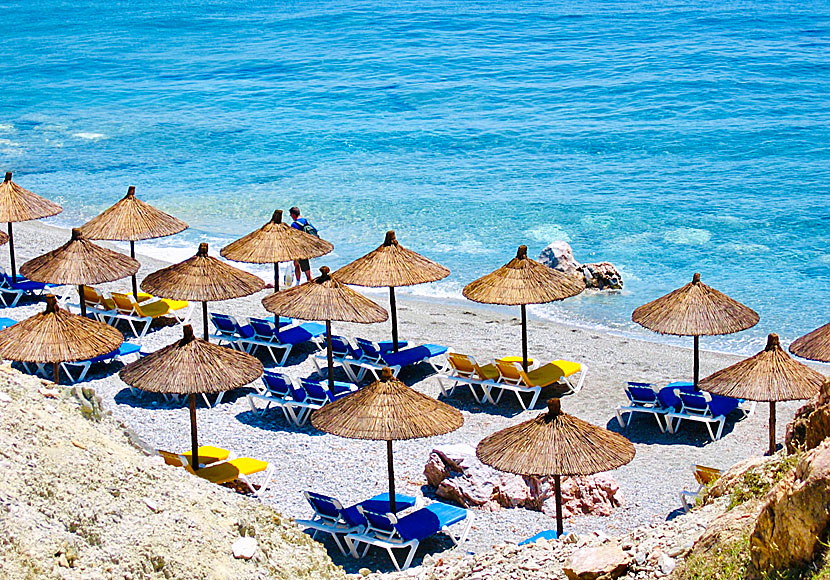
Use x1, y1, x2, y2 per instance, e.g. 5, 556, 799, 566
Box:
700, 333, 824, 455
0, 231, 8, 246
120, 324, 263, 469
790, 323, 830, 363
262, 266, 386, 390
0, 295, 122, 384
141, 242, 265, 340
20, 228, 140, 317
312, 366, 463, 511
220, 209, 333, 291
463, 245, 585, 370
632, 272, 759, 388
335, 230, 450, 351
79, 185, 188, 299
0, 172, 63, 280
477, 398, 635, 536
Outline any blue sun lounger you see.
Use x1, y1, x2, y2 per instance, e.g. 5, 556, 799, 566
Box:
209, 313, 254, 349
347, 502, 473, 571
519, 530, 564, 545
0, 317, 17, 329
353, 338, 448, 379
296, 491, 418, 555
666, 389, 740, 441
312, 335, 409, 382
25, 343, 142, 384
242, 319, 326, 365
615, 382, 669, 432
0, 271, 53, 307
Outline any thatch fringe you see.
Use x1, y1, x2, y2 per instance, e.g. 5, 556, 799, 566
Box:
476, 398, 635, 476
790, 322, 830, 363
0, 172, 63, 223
220, 209, 333, 264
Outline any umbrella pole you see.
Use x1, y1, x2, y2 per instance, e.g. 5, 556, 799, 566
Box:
202, 301, 209, 341
78, 284, 87, 317
390, 286, 399, 352
53, 361, 60, 385
189, 393, 200, 470
130, 241, 139, 301
326, 320, 334, 393
521, 304, 528, 372
768, 402, 776, 456
274, 262, 279, 292
554, 474, 563, 537
693, 335, 700, 390
387, 440, 396, 512
7, 222, 15, 282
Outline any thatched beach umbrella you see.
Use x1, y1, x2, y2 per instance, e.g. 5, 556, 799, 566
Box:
262, 266, 386, 390
312, 367, 463, 511
0, 295, 122, 384
790, 323, 830, 363
20, 228, 139, 317
79, 185, 188, 300
477, 398, 635, 536
463, 245, 584, 370
335, 230, 450, 351
141, 243, 264, 341
120, 324, 262, 469
632, 273, 759, 388
0, 172, 63, 281
0, 231, 9, 246
699, 333, 824, 455
220, 209, 333, 292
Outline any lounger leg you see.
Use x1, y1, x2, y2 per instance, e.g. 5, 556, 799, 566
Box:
399, 542, 419, 571
714, 417, 725, 441
615, 409, 627, 429
276, 346, 292, 367
527, 388, 541, 410
654, 413, 666, 433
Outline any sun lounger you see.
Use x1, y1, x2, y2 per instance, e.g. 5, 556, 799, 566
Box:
353, 338, 448, 379
296, 491, 418, 555
615, 382, 668, 432
492, 359, 585, 410
163, 450, 275, 498
158, 446, 231, 469
247, 371, 353, 426
519, 530, 564, 545
679, 464, 722, 512
0, 317, 16, 329
347, 502, 473, 571
665, 389, 739, 441
240, 321, 326, 366
300, 377, 358, 401
0, 269, 51, 307
313, 336, 409, 382
62, 342, 142, 383
436, 352, 501, 403
81, 285, 119, 322
110, 292, 190, 338
209, 313, 254, 348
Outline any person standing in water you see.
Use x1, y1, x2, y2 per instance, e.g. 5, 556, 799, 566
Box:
289, 206, 319, 283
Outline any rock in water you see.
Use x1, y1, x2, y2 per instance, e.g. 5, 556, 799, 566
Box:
538, 241, 623, 290
749, 439, 830, 577
563, 545, 631, 580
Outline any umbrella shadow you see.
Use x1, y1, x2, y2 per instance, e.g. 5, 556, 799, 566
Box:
109, 316, 179, 340
113, 385, 256, 410
235, 408, 326, 436
253, 341, 319, 369
604, 412, 741, 447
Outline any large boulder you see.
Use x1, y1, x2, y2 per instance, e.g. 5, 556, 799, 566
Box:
749, 439, 830, 578
786, 380, 830, 453
563, 545, 631, 580
538, 241, 623, 290
424, 444, 623, 517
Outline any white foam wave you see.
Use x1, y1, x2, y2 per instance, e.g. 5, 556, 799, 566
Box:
528, 223, 570, 243
663, 227, 712, 245
0, 124, 14, 132
72, 132, 107, 140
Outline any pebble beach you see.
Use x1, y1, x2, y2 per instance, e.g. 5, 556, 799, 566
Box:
4, 219, 828, 573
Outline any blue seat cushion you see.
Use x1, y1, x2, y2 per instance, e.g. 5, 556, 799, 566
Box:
340, 493, 417, 528
708, 395, 740, 417
279, 322, 325, 345
383, 344, 448, 368
0, 317, 16, 329
396, 503, 467, 542
658, 382, 696, 410
86, 343, 141, 364
519, 530, 563, 545
378, 340, 408, 352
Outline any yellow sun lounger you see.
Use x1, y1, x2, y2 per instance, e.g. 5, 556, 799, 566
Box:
158, 446, 231, 468
111, 292, 192, 338
493, 359, 587, 410
189, 457, 275, 498
436, 353, 502, 403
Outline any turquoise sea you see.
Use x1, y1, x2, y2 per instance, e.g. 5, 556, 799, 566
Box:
1, 1, 828, 353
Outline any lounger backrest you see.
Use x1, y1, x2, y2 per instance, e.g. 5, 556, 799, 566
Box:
158, 450, 188, 468
677, 390, 711, 414
82, 285, 102, 306
111, 293, 137, 315
301, 379, 333, 403
330, 335, 354, 357
355, 338, 381, 360
263, 371, 293, 397
210, 313, 237, 334
358, 507, 401, 540
448, 353, 475, 375
304, 491, 345, 521
495, 360, 524, 384
694, 465, 722, 485
249, 317, 275, 338
626, 382, 657, 404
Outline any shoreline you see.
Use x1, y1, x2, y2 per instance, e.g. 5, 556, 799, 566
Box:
3, 219, 828, 571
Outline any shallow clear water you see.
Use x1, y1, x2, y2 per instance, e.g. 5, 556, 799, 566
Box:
1, 1, 828, 353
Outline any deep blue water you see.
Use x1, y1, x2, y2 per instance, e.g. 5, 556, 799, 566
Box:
1, 1, 828, 352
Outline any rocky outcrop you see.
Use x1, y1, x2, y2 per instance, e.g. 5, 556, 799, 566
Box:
786, 380, 830, 453
424, 444, 623, 517
749, 439, 830, 578
538, 241, 623, 290
564, 545, 631, 580
0, 366, 345, 580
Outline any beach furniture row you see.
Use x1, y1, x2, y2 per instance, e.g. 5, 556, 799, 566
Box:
0, 268, 57, 307
313, 335, 449, 382
210, 312, 325, 365
247, 370, 358, 426
616, 381, 756, 441
82, 285, 192, 338
436, 352, 586, 410
298, 491, 472, 571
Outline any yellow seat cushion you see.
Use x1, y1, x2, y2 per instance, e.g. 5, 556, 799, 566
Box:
525, 363, 568, 387
182, 446, 230, 466
136, 300, 171, 318
194, 458, 268, 485
496, 355, 535, 367
160, 298, 189, 311
101, 297, 117, 310
475, 363, 500, 381
135, 292, 154, 303
550, 360, 581, 378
